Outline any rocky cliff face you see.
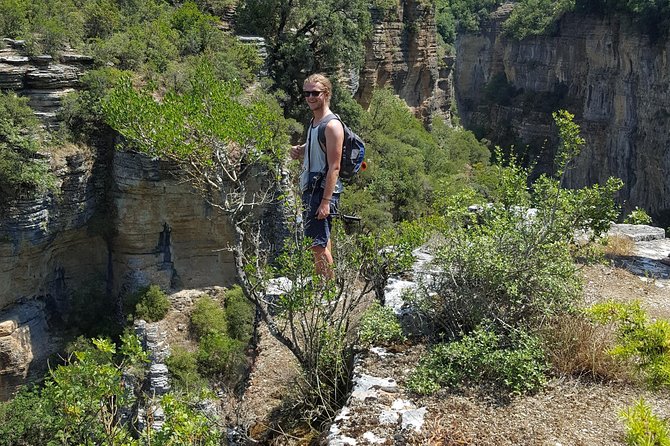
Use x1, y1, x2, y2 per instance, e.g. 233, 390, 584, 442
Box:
455, 7, 670, 223
355, 0, 453, 124
0, 43, 242, 399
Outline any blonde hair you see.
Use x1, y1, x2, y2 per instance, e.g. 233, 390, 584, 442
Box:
304, 73, 332, 101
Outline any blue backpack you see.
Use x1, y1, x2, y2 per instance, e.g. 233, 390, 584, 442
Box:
316, 114, 366, 182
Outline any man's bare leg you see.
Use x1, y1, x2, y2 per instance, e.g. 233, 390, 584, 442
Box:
311, 241, 334, 279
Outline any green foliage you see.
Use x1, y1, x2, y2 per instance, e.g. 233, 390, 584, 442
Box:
103, 63, 288, 181
553, 109, 584, 176
59, 68, 127, 142
190, 293, 248, 382
588, 301, 670, 388
625, 207, 654, 225
407, 327, 548, 395
0, 387, 53, 446
235, 0, 372, 116
145, 394, 221, 445
165, 346, 208, 394
224, 285, 255, 342
414, 112, 621, 338
0, 334, 147, 446
0, 0, 28, 38
503, 0, 575, 39
532, 174, 623, 244
196, 331, 246, 378
191, 295, 228, 339
621, 398, 670, 446
2, 333, 222, 445
134, 284, 171, 322
346, 89, 490, 228
0, 91, 56, 202
420, 203, 582, 337
171, 1, 218, 56
575, 0, 670, 39
358, 301, 405, 347
435, 0, 503, 43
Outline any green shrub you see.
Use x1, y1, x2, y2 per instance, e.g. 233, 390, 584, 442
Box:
191, 295, 227, 339
135, 285, 171, 322
196, 331, 245, 378
624, 207, 654, 225
0, 0, 28, 38
165, 346, 207, 393
588, 301, 670, 388
418, 208, 582, 338
0, 91, 57, 202
621, 398, 670, 446
358, 301, 405, 347
503, 0, 574, 39
59, 68, 127, 142
407, 327, 548, 395
0, 386, 53, 446
224, 285, 254, 342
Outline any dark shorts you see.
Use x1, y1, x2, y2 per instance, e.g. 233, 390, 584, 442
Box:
302, 188, 340, 248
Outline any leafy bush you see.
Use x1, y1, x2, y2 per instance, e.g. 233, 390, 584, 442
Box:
407, 327, 548, 395
190, 292, 248, 383
358, 301, 405, 347
0, 91, 56, 202
134, 285, 171, 322
0, 386, 53, 446
503, 0, 575, 39
165, 346, 207, 393
621, 398, 670, 446
624, 207, 654, 225
224, 285, 254, 342
0, 0, 28, 38
196, 331, 245, 379
59, 68, 127, 142
588, 301, 670, 388
148, 394, 222, 445
191, 295, 228, 339
0, 335, 148, 446
418, 207, 582, 338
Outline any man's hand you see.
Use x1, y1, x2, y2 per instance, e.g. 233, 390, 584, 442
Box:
316, 199, 331, 220
290, 144, 304, 160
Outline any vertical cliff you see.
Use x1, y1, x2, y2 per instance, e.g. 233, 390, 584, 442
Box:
0, 43, 241, 399
455, 7, 670, 223
356, 0, 453, 123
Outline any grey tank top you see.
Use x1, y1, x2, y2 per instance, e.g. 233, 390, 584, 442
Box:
299, 114, 344, 193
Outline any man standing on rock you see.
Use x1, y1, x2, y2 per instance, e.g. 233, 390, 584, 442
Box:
289, 73, 344, 279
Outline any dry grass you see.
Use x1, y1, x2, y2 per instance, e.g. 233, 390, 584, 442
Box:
541, 314, 631, 382
604, 234, 636, 257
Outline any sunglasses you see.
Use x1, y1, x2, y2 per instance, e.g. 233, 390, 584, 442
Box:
303, 90, 324, 97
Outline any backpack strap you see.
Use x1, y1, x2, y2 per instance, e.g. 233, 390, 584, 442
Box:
316, 114, 341, 153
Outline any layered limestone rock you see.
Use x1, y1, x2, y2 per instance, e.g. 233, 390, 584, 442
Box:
0, 300, 55, 401
0, 147, 243, 399
455, 7, 670, 223
356, 1, 453, 123
111, 151, 236, 295
0, 38, 93, 126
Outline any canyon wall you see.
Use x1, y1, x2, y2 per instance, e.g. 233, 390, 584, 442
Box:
356, 0, 453, 124
455, 6, 670, 223
0, 41, 239, 399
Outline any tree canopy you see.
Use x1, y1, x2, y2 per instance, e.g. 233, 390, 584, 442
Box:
235, 0, 372, 116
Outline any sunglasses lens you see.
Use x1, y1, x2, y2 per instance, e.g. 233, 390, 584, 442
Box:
303, 91, 322, 97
